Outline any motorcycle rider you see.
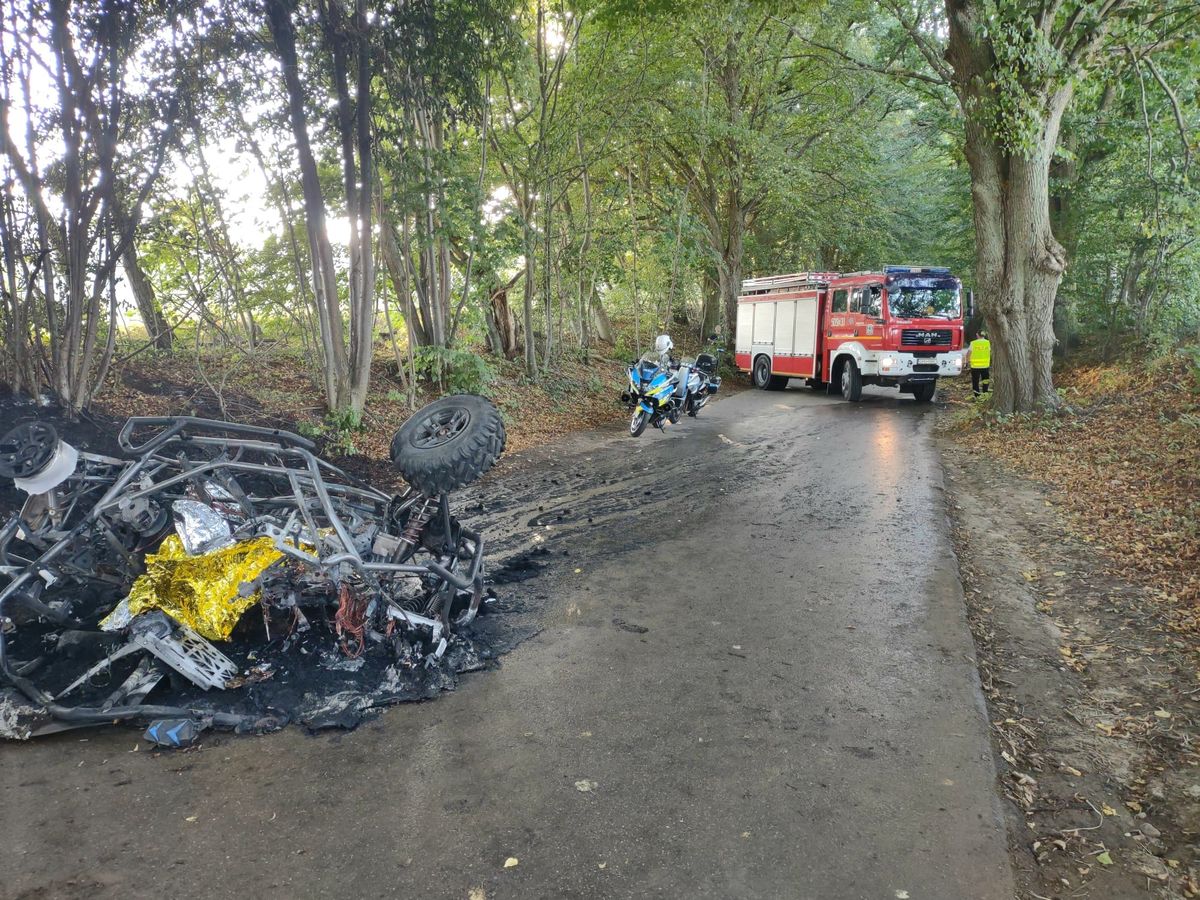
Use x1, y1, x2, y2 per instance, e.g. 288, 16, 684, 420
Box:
653, 333, 677, 368
654, 334, 705, 421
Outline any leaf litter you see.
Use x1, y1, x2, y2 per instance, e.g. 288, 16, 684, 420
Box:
940, 362, 1200, 898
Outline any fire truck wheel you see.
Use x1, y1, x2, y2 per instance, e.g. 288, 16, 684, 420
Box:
753, 356, 787, 391
840, 360, 863, 402
911, 382, 937, 402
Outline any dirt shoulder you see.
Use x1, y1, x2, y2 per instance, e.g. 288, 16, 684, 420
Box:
942, 441, 1200, 898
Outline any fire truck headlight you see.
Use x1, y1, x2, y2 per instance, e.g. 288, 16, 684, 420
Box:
880, 356, 895, 371
951, 355, 963, 371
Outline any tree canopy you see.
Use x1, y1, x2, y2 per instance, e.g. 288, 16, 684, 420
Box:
0, 0, 1195, 415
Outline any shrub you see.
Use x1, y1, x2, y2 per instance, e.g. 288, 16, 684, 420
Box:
413, 346, 496, 395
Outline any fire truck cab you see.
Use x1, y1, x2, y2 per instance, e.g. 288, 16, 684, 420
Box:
734, 266, 966, 402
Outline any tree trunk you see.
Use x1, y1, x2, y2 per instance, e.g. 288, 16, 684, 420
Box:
520, 180, 538, 377
346, 0, 376, 416
121, 242, 171, 350
592, 291, 615, 345
701, 267, 720, 339
490, 286, 519, 359
265, 0, 347, 410
717, 216, 744, 339
380, 219, 430, 346
966, 143, 1067, 413
948, 0, 1069, 414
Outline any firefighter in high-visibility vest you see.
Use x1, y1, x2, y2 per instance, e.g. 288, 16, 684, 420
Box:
969, 330, 991, 396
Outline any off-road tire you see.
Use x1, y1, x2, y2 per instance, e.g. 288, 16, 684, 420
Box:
391, 394, 506, 495
840, 360, 863, 402
911, 381, 937, 403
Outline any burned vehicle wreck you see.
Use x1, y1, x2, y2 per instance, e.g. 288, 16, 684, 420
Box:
0, 394, 506, 742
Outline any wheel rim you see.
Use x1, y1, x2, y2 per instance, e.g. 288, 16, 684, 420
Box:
410, 406, 471, 449
755, 360, 767, 386
841, 367, 851, 397
0, 422, 58, 479
630, 410, 646, 434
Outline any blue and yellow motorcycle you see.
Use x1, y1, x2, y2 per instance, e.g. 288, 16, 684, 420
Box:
621, 352, 681, 437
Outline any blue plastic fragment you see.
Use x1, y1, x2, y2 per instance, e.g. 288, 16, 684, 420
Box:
143, 717, 202, 749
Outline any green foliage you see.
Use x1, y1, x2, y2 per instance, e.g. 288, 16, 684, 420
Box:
413, 345, 497, 395
1181, 345, 1200, 392
980, 4, 1068, 155
1054, 36, 1200, 356
296, 421, 324, 440
297, 408, 363, 456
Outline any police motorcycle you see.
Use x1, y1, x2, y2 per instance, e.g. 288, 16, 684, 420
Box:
622, 335, 684, 437
623, 335, 721, 436
682, 334, 724, 417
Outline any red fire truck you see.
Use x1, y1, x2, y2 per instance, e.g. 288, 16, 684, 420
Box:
734, 266, 967, 402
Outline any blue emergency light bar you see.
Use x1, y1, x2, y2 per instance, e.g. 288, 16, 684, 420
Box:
884, 265, 952, 275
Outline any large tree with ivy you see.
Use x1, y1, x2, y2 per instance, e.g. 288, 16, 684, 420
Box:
936, 0, 1195, 412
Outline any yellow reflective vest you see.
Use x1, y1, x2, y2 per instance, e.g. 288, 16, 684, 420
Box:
969, 337, 991, 369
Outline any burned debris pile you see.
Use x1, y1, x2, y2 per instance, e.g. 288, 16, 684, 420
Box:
0, 395, 508, 743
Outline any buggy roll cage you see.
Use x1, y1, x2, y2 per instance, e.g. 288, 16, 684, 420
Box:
0, 415, 486, 733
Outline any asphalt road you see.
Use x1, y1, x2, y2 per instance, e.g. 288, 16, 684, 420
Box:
0, 383, 1013, 900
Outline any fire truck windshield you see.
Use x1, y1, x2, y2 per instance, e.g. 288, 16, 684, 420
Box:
887, 285, 961, 319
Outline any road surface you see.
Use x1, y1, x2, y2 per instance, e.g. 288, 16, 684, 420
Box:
0, 385, 1013, 900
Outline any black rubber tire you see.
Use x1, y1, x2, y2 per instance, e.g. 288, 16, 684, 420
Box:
629, 409, 649, 437
752, 356, 773, 390
391, 394, 506, 494
753, 356, 788, 391
911, 381, 937, 403
840, 360, 863, 402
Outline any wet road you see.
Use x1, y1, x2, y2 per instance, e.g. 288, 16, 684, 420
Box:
0, 385, 1013, 900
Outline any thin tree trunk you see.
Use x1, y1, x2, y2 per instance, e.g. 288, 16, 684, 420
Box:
121, 242, 171, 350
522, 217, 538, 378
265, 0, 347, 409
701, 267, 720, 340
380, 219, 428, 345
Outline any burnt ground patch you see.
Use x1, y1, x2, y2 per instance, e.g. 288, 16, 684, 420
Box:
1, 391, 764, 746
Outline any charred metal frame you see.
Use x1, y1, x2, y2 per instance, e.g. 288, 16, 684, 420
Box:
0, 416, 486, 732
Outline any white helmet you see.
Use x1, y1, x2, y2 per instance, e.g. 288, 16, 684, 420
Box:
654, 334, 673, 354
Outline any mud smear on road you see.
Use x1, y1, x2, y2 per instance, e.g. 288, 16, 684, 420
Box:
943, 444, 1200, 898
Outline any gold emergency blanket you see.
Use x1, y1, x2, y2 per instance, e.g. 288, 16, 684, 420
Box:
125, 535, 285, 641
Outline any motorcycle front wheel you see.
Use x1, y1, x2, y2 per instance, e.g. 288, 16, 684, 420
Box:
629, 408, 649, 437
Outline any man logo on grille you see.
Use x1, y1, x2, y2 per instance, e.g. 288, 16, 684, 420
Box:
923, 335, 932, 345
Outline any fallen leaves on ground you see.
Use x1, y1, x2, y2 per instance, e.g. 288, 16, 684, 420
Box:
942, 353, 1200, 635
